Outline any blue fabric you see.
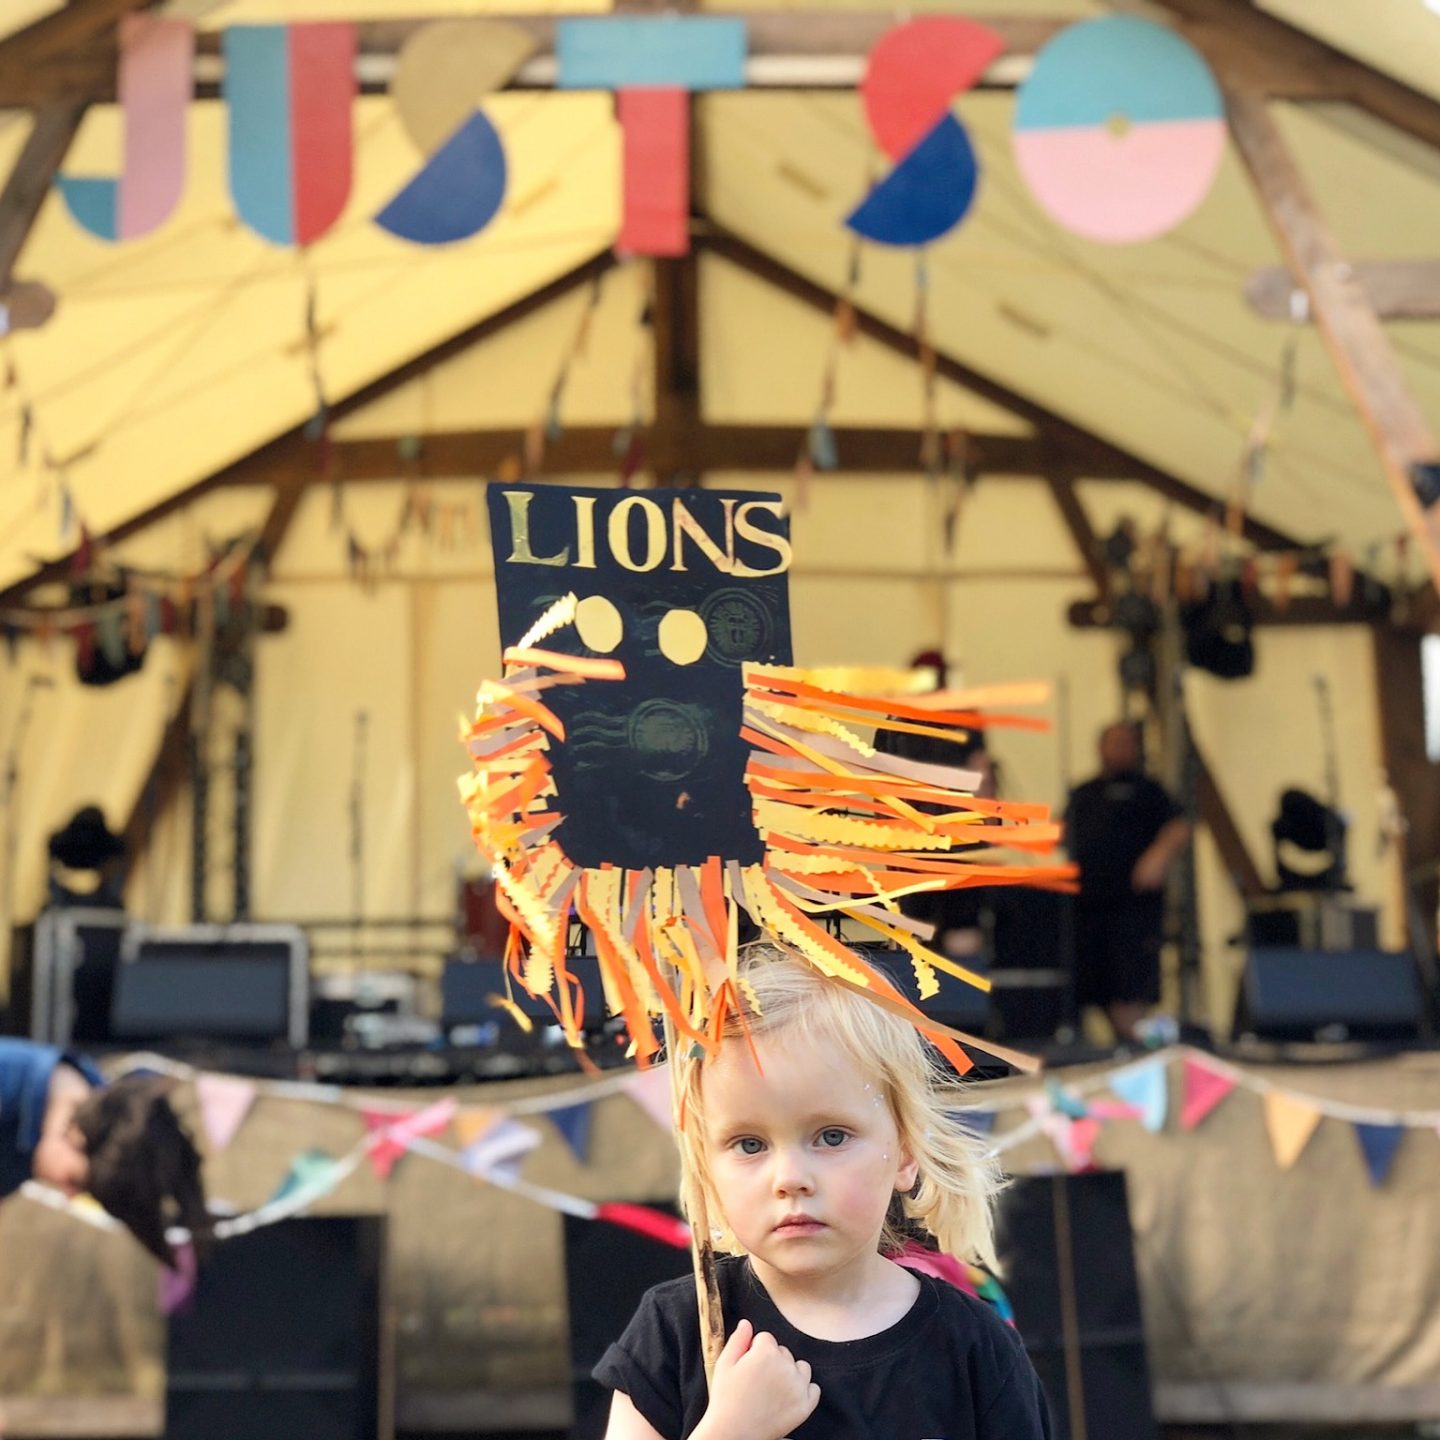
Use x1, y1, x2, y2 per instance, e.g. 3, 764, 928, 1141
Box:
0, 1040, 102, 1198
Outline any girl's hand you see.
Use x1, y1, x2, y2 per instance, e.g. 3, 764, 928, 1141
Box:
694, 1319, 821, 1440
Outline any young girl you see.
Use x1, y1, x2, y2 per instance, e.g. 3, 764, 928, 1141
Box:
595, 944, 1052, 1440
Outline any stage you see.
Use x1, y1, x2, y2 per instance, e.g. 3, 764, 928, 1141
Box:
0, 1044, 1438, 1434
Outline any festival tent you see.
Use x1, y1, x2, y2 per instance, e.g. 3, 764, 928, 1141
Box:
0, 0, 1438, 1036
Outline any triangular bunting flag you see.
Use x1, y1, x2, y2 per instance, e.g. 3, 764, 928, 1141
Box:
462, 1116, 543, 1185
268, 1148, 344, 1207
1045, 1078, 1088, 1120
454, 1106, 502, 1153
549, 1101, 594, 1163
625, 1068, 675, 1133
1263, 1090, 1322, 1170
949, 1109, 995, 1138
1110, 1060, 1168, 1133
1026, 1097, 1100, 1173
1180, 1057, 1235, 1130
361, 1096, 458, 1181
1354, 1122, 1405, 1188
157, 1240, 198, 1316
195, 1073, 258, 1153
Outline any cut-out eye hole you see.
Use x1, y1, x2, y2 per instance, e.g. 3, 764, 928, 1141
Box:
658, 608, 707, 666
575, 595, 623, 653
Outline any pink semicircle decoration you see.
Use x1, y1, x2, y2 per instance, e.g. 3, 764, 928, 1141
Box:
1012, 118, 1225, 245
861, 18, 1005, 164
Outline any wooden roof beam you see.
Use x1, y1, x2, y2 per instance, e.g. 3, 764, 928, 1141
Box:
698, 224, 1315, 555
292, 425, 1056, 481
1225, 87, 1440, 597
1147, 0, 1440, 157
1247, 259, 1440, 323
0, 247, 615, 608
0, 102, 86, 289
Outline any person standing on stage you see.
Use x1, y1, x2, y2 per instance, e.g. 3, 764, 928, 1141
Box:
1064, 722, 1190, 1044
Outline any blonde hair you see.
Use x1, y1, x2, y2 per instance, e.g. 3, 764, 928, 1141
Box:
675, 942, 1003, 1271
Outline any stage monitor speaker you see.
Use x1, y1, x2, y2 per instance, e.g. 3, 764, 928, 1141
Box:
165, 1216, 388, 1440
563, 1207, 691, 1440
998, 1171, 1159, 1440
1233, 947, 1424, 1042
114, 923, 309, 1048
30, 906, 127, 1045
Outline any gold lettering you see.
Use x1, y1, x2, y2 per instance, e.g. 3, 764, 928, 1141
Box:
609, 495, 667, 572
574, 495, 598, 570
503, 490, 570, 566
671, 498, 735, 573
730, 500, 792, 577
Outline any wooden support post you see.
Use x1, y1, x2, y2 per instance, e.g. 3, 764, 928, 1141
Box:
1192, 745, 1266, 900
1224, 89, 1440, 595
1046, 475, 1108, 599
650, 256, 703, 482
1372, 629, 1440, 976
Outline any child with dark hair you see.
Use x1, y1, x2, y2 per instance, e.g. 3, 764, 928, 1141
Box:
0, 1038, 209, 1267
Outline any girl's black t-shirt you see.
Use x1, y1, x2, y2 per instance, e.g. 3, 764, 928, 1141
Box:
593, 1254, 1053, 1440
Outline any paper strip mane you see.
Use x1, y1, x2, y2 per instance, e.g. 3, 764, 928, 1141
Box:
462, 484, 1074, 1074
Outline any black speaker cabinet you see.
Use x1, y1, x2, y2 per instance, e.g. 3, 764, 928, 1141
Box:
166, 1216, 388, 1440
563, 1207, 692, 1440
998, 1171, 1158, 1440
1233, 947, 1425, 1042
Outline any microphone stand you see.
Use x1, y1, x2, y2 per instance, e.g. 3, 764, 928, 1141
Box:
349, 711, 368, 932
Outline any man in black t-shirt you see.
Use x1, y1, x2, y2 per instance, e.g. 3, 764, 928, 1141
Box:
1064, 722, 1190, 1043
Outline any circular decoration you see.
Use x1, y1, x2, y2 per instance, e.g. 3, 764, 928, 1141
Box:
658, 608, 708, 667
575, 595, 623, 654
1012, 15, 1224, 245
700, 589, 773, 666
628, 699, 709, 782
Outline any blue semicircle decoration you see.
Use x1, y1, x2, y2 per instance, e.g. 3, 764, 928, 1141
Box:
845, 113, 978, 248
376, 109, 508, 246
57, 176, 119, 242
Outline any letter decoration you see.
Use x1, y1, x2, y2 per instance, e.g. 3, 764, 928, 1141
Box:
224, 24, 356, 246
58, 16, 193, 242
845, 18, 1004, 248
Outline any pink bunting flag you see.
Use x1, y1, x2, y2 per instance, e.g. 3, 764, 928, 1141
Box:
1180, 1056, 1235, 1130
361, 1096, 458, 1180
625, 1068, 675, 1133
1027, 1096, 1101, 1173
195, 1074, 258, 1153
158, 1240, 198, 1315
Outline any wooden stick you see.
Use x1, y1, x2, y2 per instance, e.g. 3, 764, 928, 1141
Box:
662, 1010, 726, 1379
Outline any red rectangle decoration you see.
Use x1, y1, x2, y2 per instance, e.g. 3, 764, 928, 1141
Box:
617, 88, 690, 257
289, 23, 357, 246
